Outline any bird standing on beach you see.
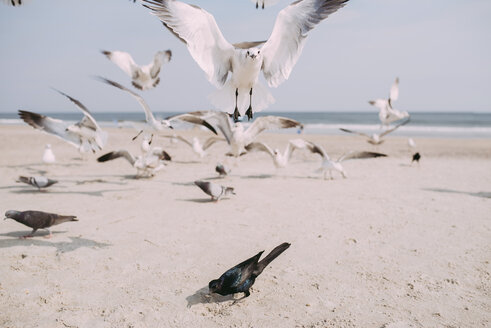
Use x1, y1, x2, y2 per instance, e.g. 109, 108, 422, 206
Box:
42, 144, 56, 163
17, 176, 58, 190
194, 180, 235, 201
101, 49, 172, 90
142, 0, 349, 120
339, 119, 410, 145
4, 210, 78, 238
369, 77, 410, 127
209, 242, 290, 298
411, 152, 421, 165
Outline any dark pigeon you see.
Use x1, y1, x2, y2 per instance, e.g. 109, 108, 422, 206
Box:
215, 163, 230, 177
4, 210, 78, 238
209, 242, 290, 298
412, 152, 421, 163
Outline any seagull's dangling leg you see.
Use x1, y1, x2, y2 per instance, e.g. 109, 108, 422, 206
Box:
256, 1, 258, 9
233, 88, 240, 122
245, 88, 253, 121
262, 2, 265, 9
132, 130, 143, 141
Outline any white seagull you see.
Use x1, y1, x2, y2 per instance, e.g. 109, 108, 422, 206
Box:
97, 77, 217, 140
190, 110, 303, 157
97, 148, 171, 178
340, 119, 410, 145
294, 139, 387, 179
142, 0, 349, 120
162, 135, 225, 158
194, 180, 235, 202
17, 176, 58, 190
101, 49, 172, 90
369, 77, 410, 127
42, 144, 56, 164
18, 91, 108, 153
245, 138, 306, 168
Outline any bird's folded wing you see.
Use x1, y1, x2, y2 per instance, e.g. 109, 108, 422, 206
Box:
261, 0, 349, 87
143, 0, 235, 87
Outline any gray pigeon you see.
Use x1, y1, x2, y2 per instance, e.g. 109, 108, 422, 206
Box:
17, 176, 58, 190
215, 163, 230, 177
4, 210, 78, 238
194, 180, 235, 202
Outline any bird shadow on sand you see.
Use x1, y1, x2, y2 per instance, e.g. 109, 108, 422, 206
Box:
172, 181, 197, 187
240, 174, 274, 179
186, 286, 236, 308
0, 234, 111, 253
176, 198, 226, 203
423, 188, 491, 199
3, 162, 83, 169
9, 188, 131, 197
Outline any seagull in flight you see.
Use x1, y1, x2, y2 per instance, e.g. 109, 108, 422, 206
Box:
245, 139, 306, 169
162, 135, 225, 158
142, 0, 349, 121
101, 49, 172, 90
190, 111, 302, 157
340, 119, 410, 145
369, 77, 410, 127
97, 148, 171, 178
97, 76, 217, 141
294, 139, 387, 179
18, 90, 108, 153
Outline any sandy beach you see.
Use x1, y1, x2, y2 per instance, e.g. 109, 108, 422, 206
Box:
0, 125, 490, 327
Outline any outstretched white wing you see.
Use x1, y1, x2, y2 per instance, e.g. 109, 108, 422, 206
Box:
101, 50, 140, 78
389, 77, 399, 102
261, 0, 349, 87
244, 116, 302, 145
143, 0, 235, 87
150, 50, 172, 78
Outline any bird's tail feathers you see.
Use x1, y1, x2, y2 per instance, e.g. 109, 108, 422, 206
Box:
55, 215, 78, 224
255, 242, 290, 276
208, 80, 275, 116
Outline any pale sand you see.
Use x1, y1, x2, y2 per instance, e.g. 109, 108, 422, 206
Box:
0, 125, 490, 328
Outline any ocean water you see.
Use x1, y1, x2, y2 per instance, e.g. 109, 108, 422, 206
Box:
1, 111, 490, 138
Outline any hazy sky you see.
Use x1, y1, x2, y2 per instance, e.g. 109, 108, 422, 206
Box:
0, 0, 490, 114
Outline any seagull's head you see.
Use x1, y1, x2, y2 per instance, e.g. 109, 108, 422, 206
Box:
245, 48, 261, 61
160, 119, 174, 129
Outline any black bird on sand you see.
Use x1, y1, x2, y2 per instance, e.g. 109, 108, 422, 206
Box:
412, 152, 421, 164
209, 242, 290, 298
4, 210, 78, 238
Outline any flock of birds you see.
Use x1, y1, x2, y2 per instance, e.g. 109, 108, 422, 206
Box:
4, 0, 421, 300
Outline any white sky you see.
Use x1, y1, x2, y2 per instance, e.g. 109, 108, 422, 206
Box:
0, 0, 490, 113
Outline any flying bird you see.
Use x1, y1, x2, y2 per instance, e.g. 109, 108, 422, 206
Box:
4, 210, 78, 238
97, 76, 217, 140
17, 176, 58, 190
142, 0, 349, 120
42, 144, 56, 163
215, 163, 230, 177
294, 139, 387, 179
162, 135, 224, 158
339, 119, 410, 145
98, 148, 171, 178
369, 77, 410, 127
209, 242, 290, 298
251, 0, 280, 10
190, 111, 302, 157
101, 49, 172, 90
245, 138, 305, 169
18, 90, 107, 153
194, 180, 235, 201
